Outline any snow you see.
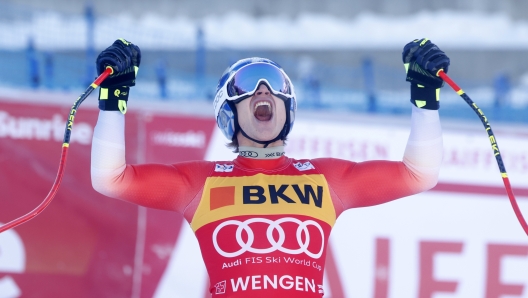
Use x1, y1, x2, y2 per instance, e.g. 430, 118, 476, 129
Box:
0, 10, 528, 50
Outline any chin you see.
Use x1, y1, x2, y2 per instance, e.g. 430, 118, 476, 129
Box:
250, 128, 281, 141
253, 132, 278, 141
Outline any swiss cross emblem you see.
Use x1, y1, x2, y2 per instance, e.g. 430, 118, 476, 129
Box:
214, 280, 226, 294
215, 164, 234, 172
293, 161, 315, 171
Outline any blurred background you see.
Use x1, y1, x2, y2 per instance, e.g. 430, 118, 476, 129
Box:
1, 0, 528, 122
0, 1, 527, 298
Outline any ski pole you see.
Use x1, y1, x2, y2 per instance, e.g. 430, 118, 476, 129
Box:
0, 67, 114, 234
437, 69, 528, 236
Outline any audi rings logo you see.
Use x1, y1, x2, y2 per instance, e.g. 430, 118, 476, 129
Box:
239, 151, 258, 158
212, 217, 325, 259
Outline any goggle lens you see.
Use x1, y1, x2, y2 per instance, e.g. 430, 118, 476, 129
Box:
228, 63, 292, 98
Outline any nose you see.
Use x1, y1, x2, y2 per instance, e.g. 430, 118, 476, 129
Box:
255, 83, 271, 96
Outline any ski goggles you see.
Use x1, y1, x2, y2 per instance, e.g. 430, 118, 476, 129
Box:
223, 62, 294, 103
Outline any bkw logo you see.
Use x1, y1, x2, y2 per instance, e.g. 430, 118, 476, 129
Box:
243, 185, 323, 208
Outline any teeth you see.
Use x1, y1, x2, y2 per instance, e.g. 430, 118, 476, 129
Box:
254, 101, 271, 112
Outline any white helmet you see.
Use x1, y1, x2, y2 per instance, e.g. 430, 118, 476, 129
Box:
213, 57, 297, 146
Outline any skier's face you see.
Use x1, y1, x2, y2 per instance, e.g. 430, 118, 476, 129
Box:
235, 84, 286, 147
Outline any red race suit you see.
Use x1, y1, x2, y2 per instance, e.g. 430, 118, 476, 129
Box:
91, 107, 442, 297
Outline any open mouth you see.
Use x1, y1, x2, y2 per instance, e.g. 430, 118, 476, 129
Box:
254, 101, 272, 121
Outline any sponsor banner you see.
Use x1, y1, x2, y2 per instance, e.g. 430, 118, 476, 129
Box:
0, 104, 93, 145
0, 99, 216, 297
0, 101, 140, 297
142, 113, 216, 163
330, 191, 528, 297
287, 118, 528, 189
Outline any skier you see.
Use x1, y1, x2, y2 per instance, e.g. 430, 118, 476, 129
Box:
91, 38, 448, 297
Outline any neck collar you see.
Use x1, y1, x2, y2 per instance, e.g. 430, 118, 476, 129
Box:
238, 146, 285, 159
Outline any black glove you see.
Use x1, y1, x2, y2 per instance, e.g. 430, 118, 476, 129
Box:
96, 38, 141, 114
402, 38, 450, 110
